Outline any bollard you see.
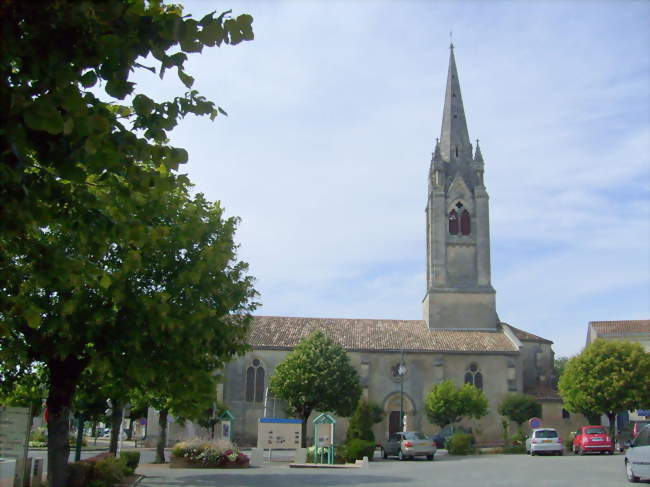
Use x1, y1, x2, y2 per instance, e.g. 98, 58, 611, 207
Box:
249, 448, 264, 467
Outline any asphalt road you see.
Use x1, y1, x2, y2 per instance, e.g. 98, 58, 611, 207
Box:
135, 451, 645, 487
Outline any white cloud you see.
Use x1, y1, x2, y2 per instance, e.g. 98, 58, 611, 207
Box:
134, 0, 650, 357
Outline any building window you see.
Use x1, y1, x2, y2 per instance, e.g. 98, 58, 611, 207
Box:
460, 209, 471, 235
245, 358, 265, 403
448, 209, 459, 235
562, 408, 570, 419
464, 363, 483, 390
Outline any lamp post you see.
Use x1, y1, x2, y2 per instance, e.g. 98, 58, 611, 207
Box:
398, 350, 407, 432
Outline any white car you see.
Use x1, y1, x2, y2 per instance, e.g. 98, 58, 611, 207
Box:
625, 424, 650, 483
525, 428, 563, 456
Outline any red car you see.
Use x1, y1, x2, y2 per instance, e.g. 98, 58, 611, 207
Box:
572, 425, 614, 455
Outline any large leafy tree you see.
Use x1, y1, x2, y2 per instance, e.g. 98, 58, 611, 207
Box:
270, 331, 362, 447
558, 340, 650, 442
424, 380, 488, 429
497, 393, 542, 430
1, 2, 255, 486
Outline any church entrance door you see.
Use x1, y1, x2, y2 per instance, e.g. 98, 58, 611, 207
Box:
388, 410, 401, 437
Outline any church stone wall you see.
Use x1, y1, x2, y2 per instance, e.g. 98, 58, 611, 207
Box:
219, 349, 526, 447
425, 291, 498, 330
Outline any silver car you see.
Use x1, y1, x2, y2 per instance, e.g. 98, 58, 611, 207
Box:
625, 424, 650, 483
381, 431, 436, 461
525, 428, 563, 456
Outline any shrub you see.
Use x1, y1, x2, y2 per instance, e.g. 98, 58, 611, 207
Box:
564, 436, 574, 451
345, 400, 383, 443
344, 439, 375, 462
30, 428, 47, 443
306, 445, 346, 464
447, 432, 475, 455
510, 430, 527, 448
87, 456, 125, 487
119, 451, 140, 475
67, 461, 95, 487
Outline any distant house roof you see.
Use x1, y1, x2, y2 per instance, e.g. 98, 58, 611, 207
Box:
587, 320, 650, 347
589, 320, 650, 337
247, 316, 520, 354
502, 323, 553, 344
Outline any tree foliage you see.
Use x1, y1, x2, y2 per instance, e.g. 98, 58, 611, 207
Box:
0, 2, 256, 485
346, 400, 383, 444
497, 393, 542, 428
424, 380, 488, 429
269, 331, 362, 447
558, 340, 650, 440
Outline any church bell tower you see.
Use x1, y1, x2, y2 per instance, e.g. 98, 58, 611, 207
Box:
423, 44, 498, 330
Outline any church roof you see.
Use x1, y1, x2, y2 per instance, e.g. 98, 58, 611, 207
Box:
247, 316, 519, 354
589, 320, 650, 337
503, 323, 553, 344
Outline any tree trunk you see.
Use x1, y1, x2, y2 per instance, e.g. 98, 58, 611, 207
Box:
607, 412, 617, 444
109, 399, 124, 455
46, 357, 84, 487
155, 409, 168, 463
300, 408, 312, 448
127, 418, 134, 440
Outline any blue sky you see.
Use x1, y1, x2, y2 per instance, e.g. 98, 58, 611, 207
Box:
132, 0, 649, 357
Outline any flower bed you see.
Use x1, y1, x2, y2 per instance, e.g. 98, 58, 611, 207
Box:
170, 439, 249, 469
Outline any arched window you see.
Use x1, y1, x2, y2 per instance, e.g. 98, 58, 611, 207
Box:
448, 209, 459, 235
464, 363, 483, 390
460, 209, 471, 235
245, 358, 265, 403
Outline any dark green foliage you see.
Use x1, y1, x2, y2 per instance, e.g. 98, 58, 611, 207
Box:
66, 461, 95, 487
1, 1, 256, 484
345, 400, 383, 443
343, 439, 375, 462
497, 393, 542, 427
88, 456, 127, 487
120, 451, 140, 475
446, 432, 475, 455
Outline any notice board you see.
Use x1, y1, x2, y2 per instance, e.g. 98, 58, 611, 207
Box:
257, 418, 302, 449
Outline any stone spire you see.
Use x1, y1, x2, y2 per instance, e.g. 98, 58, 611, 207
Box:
474, 139, 483, 163
439, 43, 471, 163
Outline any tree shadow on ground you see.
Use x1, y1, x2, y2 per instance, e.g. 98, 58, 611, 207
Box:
140, 473, 411, 486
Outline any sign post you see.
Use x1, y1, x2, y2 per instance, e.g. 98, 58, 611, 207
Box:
528, 417, 542, 429
0, 406, 31, 487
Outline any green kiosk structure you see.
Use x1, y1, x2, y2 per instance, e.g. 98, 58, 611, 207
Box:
312, 413, 336, 464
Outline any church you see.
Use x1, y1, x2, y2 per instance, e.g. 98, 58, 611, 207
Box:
148, 45, 580, 447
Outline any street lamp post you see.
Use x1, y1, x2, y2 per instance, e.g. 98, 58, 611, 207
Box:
398, 350, 407, 432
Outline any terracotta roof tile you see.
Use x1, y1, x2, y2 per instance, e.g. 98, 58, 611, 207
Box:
590, 320, 650, 337
247, 316, 519, 353
502, 323, 553, 344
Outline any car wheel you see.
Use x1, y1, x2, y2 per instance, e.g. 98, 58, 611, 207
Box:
427, 454, 434, 461
398, 450, 405, 461
381, 447, 387, 460
626, 460, 640, 483
558, 450, 563, 456
608, 449, 614, 455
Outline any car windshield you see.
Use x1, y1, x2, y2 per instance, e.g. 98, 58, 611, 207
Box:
404, 432, 426, 440
535, 430, 558, 438
585, 427, 606, 435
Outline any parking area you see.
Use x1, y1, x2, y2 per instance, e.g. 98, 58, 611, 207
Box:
136, 451, 644, 487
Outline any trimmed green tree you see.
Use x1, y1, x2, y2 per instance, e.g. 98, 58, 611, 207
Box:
497, 393, 542, 431
558, 339, 650, 443
269, 331, 362, 447
346, 400, 383, 444
424, 380, 488, 430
